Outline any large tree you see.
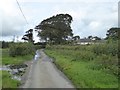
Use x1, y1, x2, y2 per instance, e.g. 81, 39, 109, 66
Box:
35, 14, 73, 44
106, 28, 120, 40
22, 29, 34, 43
72, 35, 80, 41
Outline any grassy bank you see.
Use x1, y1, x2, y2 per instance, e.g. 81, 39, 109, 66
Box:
1, 48, 34, 88
45, 44, 118, 88
0, 71, 1, 89
1, 71, 20, 88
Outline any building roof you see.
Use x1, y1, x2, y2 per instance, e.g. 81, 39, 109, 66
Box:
80, 38, 92, 42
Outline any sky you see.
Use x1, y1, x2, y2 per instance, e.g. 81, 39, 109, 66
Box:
0, 0, 119, 42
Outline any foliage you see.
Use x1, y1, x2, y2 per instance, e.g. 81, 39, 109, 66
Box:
35, 14, 73, 44
46, 42, 118, 76
22, 29, 34, 43
106, 27, 120, 40
91, 42, 118, 56
9, 42, 35, 57
2, 49, 33, 65
72, 36, 80, 41
1, 41, 9, 48
45, 47, 118, 88
1, 48, 34, 88
2, 71, 20, 88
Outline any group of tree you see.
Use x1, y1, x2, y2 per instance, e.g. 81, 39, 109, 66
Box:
72, 36, 80, 41
88, 36, 101, 40
1, 41, 9, 48
105, 27, 120, 41
22, 13, 119, 45
22, 29, 34, 43
35, 14, 73, 44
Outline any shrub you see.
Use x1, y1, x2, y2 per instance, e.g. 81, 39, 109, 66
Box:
71, 51, 95, 61
93, 54, 118, 76
9, 43, 35, 57
92, 42, 118, 56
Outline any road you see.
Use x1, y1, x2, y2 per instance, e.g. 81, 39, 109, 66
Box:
21, 49, 75, 88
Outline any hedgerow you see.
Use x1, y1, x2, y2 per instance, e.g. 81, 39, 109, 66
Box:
9, 42, 35, 57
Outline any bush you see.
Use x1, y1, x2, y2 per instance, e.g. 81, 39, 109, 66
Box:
92, 42, 118, 56
71, 51, 95, 61
9, 43, 35, 57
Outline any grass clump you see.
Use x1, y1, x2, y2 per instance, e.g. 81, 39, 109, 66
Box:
2, 71, 20, 88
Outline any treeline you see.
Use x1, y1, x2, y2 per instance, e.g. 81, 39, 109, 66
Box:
1, 41, 10, 48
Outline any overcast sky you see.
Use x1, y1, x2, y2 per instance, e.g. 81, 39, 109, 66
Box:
0, 0, 119, 42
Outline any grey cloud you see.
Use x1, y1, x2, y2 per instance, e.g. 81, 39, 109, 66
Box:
2, 13, 26, 37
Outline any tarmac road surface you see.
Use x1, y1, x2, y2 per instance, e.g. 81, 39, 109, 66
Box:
22, 49, 75, 88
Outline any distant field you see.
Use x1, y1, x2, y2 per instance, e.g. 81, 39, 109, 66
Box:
45, 44, 118, 88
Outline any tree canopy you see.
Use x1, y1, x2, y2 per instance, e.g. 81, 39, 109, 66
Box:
72, 36, 80, 41
87, 35, 101, 40
35, 14, 73, 44
106, 28, 120, 40
22, 29, 34, 43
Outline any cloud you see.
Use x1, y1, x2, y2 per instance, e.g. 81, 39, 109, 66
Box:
1, 0, 27, 38
0, 0, 118, 41
71, 2, 118, 38
19, 0, 119, 3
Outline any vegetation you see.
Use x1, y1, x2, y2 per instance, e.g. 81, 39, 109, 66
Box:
22, 29, 34, 43
1, 41, 9, 48
1, 42, 35, 88
106, 28, 119, 40
2, 49, 33, 65
35, 14, 73, 44
0, 71, 1, 89
45, 42, 118, 88
9, 42, 35, 57
2, 71, 20, 88
1, 12, 119, 88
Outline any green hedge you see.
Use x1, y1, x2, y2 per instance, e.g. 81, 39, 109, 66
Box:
9, 43, 35, 57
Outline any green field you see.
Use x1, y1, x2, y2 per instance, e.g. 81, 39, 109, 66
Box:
1, 71, 20, 88
2, 49, 34, 65
45, 44, 118, 88
1, 48, 34, 88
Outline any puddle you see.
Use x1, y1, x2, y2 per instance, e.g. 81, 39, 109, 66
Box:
1, 50, 40, 81
0, 64, 27, 81
12, 75, 21, 81
34, 50, 40, 61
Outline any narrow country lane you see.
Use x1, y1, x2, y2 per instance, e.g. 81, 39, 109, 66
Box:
22, 49, 75, 88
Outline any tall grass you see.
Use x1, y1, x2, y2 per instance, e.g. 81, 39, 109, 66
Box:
9, 42, 35, 57
2, 71, 20, 88
45, 42, 118, 88
1, 43, 35, 88
2, 48, 34, 65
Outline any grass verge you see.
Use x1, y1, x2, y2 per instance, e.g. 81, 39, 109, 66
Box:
45, 48, 118, 88
1, 71, 20, 88
1, 48, 34, 88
